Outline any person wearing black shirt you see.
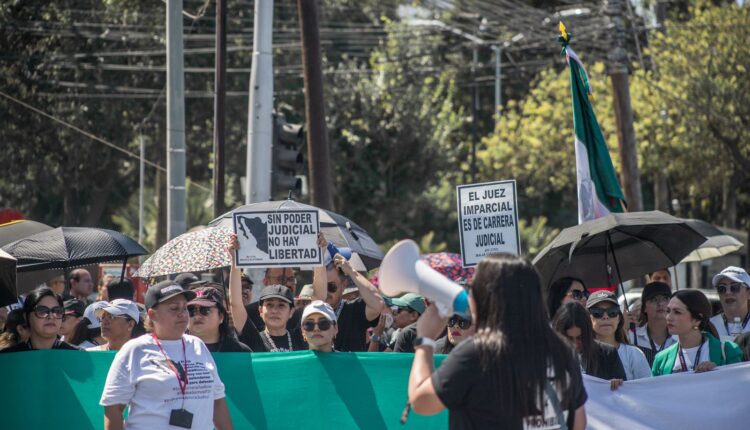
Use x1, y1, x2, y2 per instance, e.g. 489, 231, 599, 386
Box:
187, 285, 251, 353
407, 254, 587, 430
552, 302, 627, 387
434, 315, 474, 355
312, 241, 384, 352
0, 286, 79, 352
392, 293, 426, 353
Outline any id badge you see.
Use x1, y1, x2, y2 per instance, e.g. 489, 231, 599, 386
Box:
169, 408, 193, 429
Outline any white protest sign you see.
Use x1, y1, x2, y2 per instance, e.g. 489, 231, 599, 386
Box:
233, 210, 321, 267
456, 180, 520, 267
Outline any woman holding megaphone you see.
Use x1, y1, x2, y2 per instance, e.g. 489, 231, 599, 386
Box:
406, 253, 587, 429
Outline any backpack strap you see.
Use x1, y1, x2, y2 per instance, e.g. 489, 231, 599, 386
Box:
544, 379, 568, 430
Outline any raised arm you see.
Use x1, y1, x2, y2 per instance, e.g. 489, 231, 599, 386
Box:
334, 253, 384, 321
226, 234, 247, 333
312, 232, 328, 301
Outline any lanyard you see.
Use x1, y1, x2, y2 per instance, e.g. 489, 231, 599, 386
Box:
722, 312, 750, 335
152, 334, 188, 396
677, 337, 705, 372
647, 327, 668, 353
335, 300, 345, 319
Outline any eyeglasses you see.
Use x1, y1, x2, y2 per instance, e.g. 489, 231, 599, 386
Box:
302, 319, 334, 331
589, 307, 620, 319
100, 314, 130, 322
566, 290, 589, 300
717, 283, 746, 294
646, 295, 670, 305
448, 317, 472, 329
33, 305, 65, 319
188, 306, 215, 317
327, 282, 339, 293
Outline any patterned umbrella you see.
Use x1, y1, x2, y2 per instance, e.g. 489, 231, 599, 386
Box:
369, 252, 474, 287
134, 226, 232, 278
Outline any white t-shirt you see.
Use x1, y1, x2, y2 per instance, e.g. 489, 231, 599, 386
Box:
709, 313, 750, 342
86, 344, 109, 351
628, 325, 677, 353
671, 340, 710, 373
617, 343, 652, 380
100, 334, 225, 430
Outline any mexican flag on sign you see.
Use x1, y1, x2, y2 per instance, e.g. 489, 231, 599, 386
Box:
560, 23, 626, 224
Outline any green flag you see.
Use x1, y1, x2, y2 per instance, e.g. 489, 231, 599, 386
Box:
559, 23, 626, 223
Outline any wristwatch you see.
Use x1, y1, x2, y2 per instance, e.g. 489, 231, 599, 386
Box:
413, 337, 436, 349
371, 334, 382, 343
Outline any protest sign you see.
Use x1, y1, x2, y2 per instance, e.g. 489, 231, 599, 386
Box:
233, 210, 321, 267
456, 180, 520, 267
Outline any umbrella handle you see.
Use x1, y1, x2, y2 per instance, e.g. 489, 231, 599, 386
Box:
606, 232, 630, 311
120, 259, 127, 283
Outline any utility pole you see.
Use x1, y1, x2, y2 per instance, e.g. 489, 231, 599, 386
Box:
246, 0, 274, 204
604, 0, 643, 212
297, 0, 334, 210
492, 45, 501, 123
470, 46, 479, 183
213, 0, 227, 217
167, 0, 187, 239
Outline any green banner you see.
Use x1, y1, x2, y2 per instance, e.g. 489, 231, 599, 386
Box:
0, 350, 448, 429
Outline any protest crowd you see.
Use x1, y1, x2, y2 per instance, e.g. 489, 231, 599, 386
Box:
1, 219, 749, 430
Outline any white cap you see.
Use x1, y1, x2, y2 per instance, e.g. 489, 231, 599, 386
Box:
83, 301, 109, 329
302, 300, 337, 323
712, 266, 750, 288
95, 299, 140, 323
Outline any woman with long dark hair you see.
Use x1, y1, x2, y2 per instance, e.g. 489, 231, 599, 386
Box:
0, 287, 78, 352
652, 290, 742, 376
407, 254, 587, 429
187, 285, 251, 352
0, 309, 29, 350
552, 302, 627, 386
547, 277, 589, 319
628, 282, 675, 366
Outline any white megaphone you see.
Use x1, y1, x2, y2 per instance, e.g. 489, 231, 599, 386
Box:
379, 240, 470, 318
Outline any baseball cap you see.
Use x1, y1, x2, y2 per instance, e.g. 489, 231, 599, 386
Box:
174, 273, 206, 288
302, 300, 337, 322
258, 285, 294, 305
390, 293, 426, 314
296, 284, 314, 300
83, 301, 109, 329
144, 280, 197, 310
95, 299, 140, 323
641, 282, 672, 303
586, 291, 619, 309
712, 266, 750, 288
107, 279, 135, 301
63, 298, 85, 317
188, 286, 226, 309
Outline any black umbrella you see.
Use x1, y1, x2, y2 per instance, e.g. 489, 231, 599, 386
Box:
2, 227, 148, 272
0, 249, 17, 307
209, 200, 384, 270
0, 219, 53, 247
532, 211, 707, 305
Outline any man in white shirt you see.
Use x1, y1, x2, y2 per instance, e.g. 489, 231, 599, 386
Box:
710, 266, 750, 341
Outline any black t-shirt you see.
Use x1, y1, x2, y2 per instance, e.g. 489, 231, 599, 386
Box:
432, 339, 587, 430
586, 341, 627, 380
333, 298, 378, 352
205, 334, 252, 353
435, 336, 456, 354
393, 323, 418, 353
245, 302, 303, 331
239, 318, 307, 352
0, 339, 80, 353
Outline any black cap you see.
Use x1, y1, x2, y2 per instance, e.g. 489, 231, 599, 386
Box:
258, 285, 294, 305
107, 279, 135, 301
174, 273, 206, 288
586, 290, 619, 309
188, 286, 226, 310
144, 280, 197, 310
63, 298, 85, 316
642, 282, 672, 303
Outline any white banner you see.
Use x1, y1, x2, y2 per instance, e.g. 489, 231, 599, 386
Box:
456, 180, 520, 267
233, 210, 321, 267
583, 362, 750, 429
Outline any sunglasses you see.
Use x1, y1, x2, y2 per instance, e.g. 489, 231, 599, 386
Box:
589, 307, 620, 319
567, 290, 589, 300
327, 282, 339, 293
302, 319, 334, 332
188, 306, 215, 317
717, 283, 746, 294
448, 317, 472, 330
62, 312, 82, 322
33, 305, 65, 319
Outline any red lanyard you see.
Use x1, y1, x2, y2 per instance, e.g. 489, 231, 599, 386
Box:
152, 334, 189, 396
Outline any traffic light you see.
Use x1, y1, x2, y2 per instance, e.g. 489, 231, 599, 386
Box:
272, 114, 305, 198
